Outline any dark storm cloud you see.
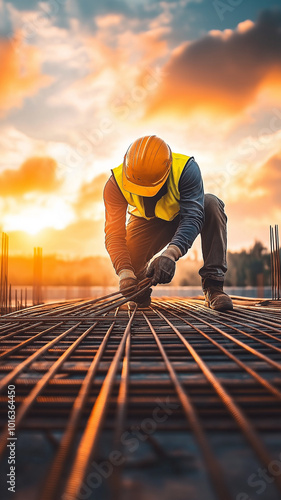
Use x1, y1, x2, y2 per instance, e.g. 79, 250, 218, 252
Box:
147, 9, 281, 116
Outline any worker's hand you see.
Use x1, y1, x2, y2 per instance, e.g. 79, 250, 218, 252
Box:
146, 245, 182, 286
118, 269, 138, 297
146, 256, 175, 285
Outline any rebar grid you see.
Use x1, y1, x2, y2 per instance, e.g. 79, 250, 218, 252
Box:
0, 296, 281, 500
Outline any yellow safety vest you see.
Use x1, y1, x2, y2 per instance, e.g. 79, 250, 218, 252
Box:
112, 152, 190, 221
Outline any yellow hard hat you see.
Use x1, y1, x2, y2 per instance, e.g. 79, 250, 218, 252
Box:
122, 135, 172, 196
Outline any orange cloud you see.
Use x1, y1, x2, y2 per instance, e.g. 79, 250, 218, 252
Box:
82, 17, 168, 88
146, 11, 281, 117
224, 150, 281, 249
250, 152, 281, 206
0, 157, 62, 196
75, 173, 108, 217
0, 35, 51, 114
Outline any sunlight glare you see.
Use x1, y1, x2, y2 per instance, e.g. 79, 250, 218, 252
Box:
3, 203, 72, 235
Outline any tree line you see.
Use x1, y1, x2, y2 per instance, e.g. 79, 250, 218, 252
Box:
8, 241, 276, 287
225, 241, 271, 287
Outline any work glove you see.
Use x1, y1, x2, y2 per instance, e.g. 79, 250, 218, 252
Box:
118, 269, 138, 297
146, 245, 182, 286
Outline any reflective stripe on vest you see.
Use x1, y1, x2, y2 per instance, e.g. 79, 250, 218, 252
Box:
112, 152, 190, 221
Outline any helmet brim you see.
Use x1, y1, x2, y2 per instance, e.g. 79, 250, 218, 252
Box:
122, 167, 170, 197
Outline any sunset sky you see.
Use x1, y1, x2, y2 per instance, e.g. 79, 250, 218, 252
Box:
0, 0, 281, 259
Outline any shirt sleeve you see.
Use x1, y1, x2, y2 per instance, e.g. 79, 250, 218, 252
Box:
169, 158, 205, 255
103, 175, 134, 275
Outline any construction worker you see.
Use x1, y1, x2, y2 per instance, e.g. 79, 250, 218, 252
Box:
103, 135, 233, 311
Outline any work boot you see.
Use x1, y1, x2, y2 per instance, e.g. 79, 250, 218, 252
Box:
202, 278, 233, 311
128, 288, 152, 309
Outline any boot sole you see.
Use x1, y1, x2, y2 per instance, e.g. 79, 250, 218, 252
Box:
205, 297, 233, 311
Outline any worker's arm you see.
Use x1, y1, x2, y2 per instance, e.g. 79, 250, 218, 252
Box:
146, 158, 204, 285
169, 158, 205, 255
103, 175, 135, 275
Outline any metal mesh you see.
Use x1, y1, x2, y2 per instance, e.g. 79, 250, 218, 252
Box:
0, 297, 281, 500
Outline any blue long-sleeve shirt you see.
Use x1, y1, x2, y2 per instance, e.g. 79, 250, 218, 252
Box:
103, 157, 205, 274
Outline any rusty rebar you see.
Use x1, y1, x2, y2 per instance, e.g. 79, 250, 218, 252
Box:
0, 233, 9, 315
155, 306, 281, 494
34, 317, 117, 500
0, 296, 281, 499
62, 309, 137, 500
33, 247, 43, 306
270, 224, 281, 300
143, 311, 232, 500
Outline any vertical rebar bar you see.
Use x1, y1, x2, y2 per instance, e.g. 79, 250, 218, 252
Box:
270, 224, 281, 300
0, 233, 9, 315
275, 224, 280, 300
0, 234, 2, 312
270, 226, 274, 300
8, 284, 11, 313
33, 247, 43, 306
4, 235, 8, 313
274, 224, 277, 300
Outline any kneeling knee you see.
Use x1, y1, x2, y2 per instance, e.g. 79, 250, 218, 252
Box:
204, 194, 227, 224
204, 193, 224, 212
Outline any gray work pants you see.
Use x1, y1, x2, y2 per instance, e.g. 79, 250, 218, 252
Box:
126, 193, 227, 283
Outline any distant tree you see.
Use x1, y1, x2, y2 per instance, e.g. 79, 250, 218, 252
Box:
226, 240, 271, 287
